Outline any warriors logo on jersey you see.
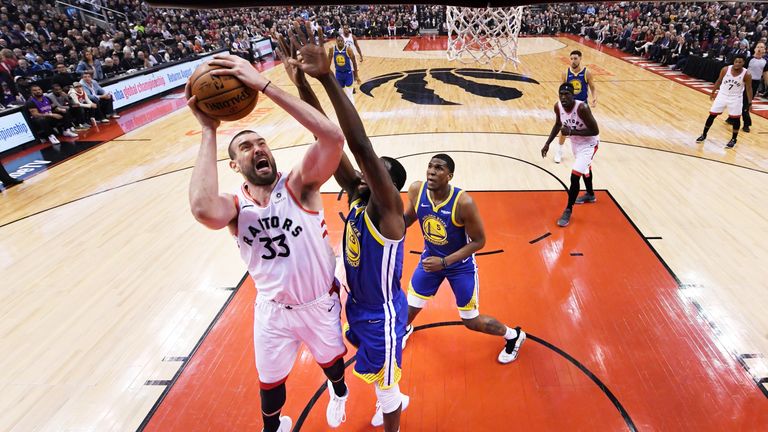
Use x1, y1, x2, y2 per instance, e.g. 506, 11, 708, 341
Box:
345, 220, 361, 267
568, 78, 583, 94
335, 53, 347, 67
422, 214, 448, 245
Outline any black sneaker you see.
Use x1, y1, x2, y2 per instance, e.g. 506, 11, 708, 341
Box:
743, 126, 750, 133
726, 139, 737, 149
2, 178, 22, 186
557, 208, 572, 227
575, 193, 597, 204
696, 134, 707, 142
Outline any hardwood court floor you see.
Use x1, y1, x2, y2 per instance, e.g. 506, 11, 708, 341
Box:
142, 192, 768, 431
1, 36, 766, 431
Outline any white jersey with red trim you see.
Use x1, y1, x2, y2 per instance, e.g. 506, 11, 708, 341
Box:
558, 100, 599, 147
234, 173, 335, 305
719, 65, 747, 99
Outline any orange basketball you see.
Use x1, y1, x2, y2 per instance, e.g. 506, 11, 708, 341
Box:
188, 63, 258, 121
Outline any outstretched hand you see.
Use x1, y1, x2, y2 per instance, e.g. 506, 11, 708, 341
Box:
287, 21, 332, 79
273, 29, 307, 87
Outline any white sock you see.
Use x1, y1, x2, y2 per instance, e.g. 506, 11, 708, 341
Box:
504, 327, 517, 340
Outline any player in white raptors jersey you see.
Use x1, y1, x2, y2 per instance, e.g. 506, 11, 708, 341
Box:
341, 24, 364, 65
552, 49, 597, 164
697, 54, 753, 149
187, 50, 349, 432
541, 82, 601, 228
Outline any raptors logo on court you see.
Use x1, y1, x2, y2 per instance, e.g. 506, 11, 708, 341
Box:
360, 67, 540, 106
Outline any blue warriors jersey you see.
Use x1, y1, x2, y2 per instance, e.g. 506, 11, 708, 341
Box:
334, 46, 352, 74
343, 198, 407, 389
343, 199, 405, 309
414, 183, 475, 270
566, 67, 589, 102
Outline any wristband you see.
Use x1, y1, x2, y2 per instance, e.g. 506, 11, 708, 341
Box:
261, 81, 271, 92
441, 257, 447, 269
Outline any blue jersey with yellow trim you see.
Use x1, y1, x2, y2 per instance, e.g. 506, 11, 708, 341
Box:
334, 46, 352, 74
414, 183, 475, 270
566, 67, 589, 102
343, 199, 405, 309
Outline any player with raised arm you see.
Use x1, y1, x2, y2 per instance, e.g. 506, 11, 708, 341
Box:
187, 49, 349, 432
276, 26, 409, 431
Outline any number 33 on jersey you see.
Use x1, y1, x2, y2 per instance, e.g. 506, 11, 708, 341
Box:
233, 174, 336, 304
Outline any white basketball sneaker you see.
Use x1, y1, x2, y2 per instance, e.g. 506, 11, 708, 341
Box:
371, 393, 410, 427
554, 144, 563, 163
326, 380, 348, 428
401, 324, 414, 349
498, 327, 526, 364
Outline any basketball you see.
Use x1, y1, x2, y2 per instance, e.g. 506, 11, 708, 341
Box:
188, 63, 258, 121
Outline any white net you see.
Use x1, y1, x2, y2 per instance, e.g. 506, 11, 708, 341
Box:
446, 6, 525, 72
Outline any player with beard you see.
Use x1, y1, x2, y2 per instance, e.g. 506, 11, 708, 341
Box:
276, 26, 409, 431
401, 153, 526, 364
187, 51, 349, 432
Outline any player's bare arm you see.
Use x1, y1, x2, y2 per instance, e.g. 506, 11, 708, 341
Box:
352, 35, 363, 62
447, 193, 486, 265
292, 33, 403, 239
221, 28, 344, 210
711, 67, 727, 100
541, 103, 562, 157
586, 69, 597, 107
348, 48, 361, 84
186, 83, 238, 230
570, 104, 599, 136
403, 181, 422, 228
275, 29, 360, 196
744, 74, 753, 104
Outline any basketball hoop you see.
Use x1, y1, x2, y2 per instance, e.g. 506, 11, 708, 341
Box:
446, 5, 524, 72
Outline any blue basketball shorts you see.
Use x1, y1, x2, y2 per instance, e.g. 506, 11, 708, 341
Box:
336, 70, 354, 88
344, 293, 407, 389
407, 262, 480, 319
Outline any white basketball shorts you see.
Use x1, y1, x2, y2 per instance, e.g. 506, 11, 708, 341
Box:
571, 141, 599, 176
254, 291, 346, 389
710, 94, 743, 118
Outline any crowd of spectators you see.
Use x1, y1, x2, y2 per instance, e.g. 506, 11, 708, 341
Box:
2, 1, 766, 142
0, 0, 445, 143
0, 1, 444, 110
521, 2, 768, 71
